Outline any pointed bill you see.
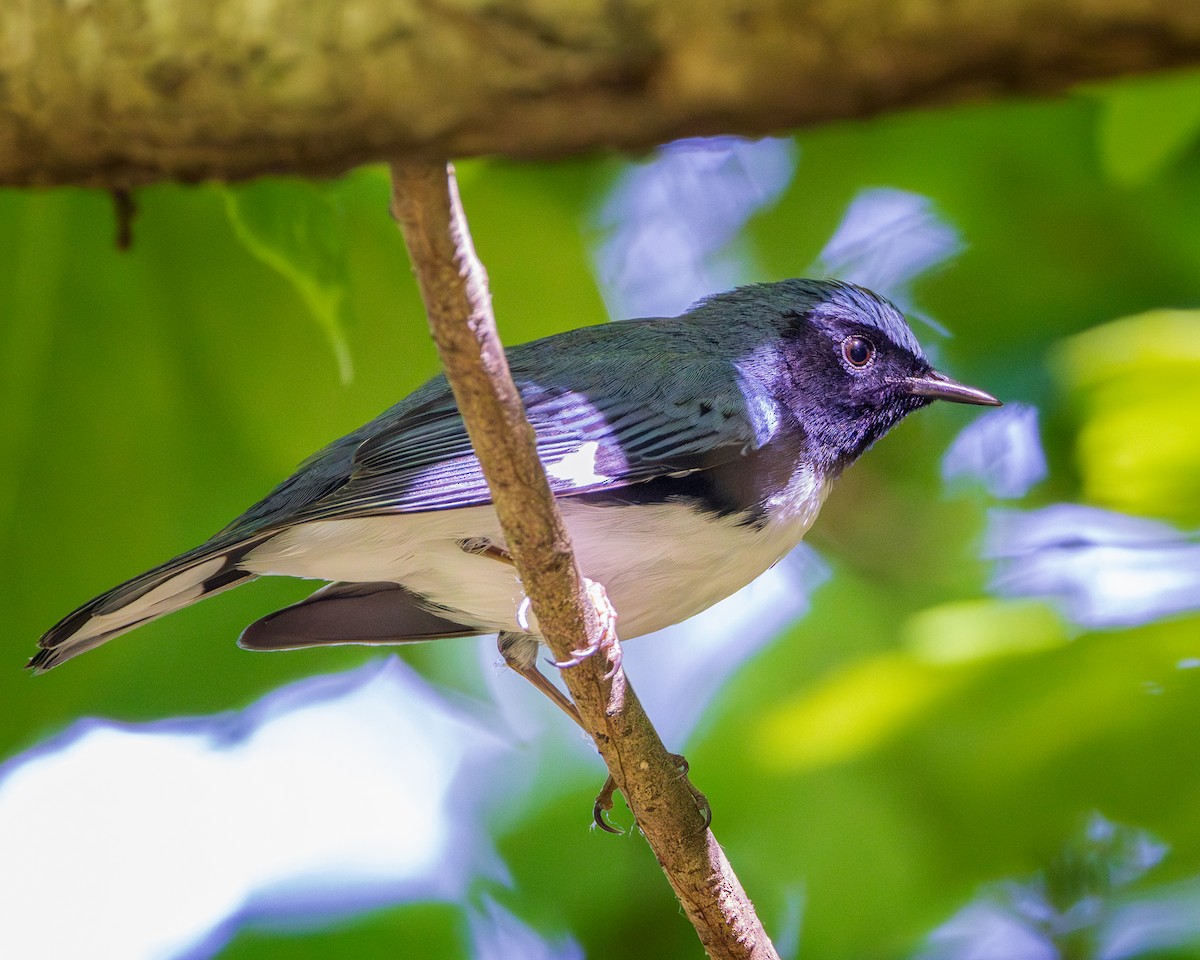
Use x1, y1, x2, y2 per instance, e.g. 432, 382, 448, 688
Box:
905, 369, 1001, 406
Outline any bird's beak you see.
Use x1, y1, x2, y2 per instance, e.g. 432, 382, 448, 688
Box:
904, 369, 1001, 406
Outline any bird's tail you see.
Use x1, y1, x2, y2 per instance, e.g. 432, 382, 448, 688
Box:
28, 539, 263, 673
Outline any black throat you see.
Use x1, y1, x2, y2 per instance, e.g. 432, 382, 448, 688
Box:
579, 424, 808, 530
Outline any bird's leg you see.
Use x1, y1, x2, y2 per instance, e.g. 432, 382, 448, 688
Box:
669, 754, 712, 831
497, 631, 583, 726
499, 627, 709, 834
459, 538, 575, 719
458, 537, 516, 566
461, 537, 582, 724
497, 632, 621, 834
460, 536, 623, 677
592, 774, 622, 835
476, 539, 693, 833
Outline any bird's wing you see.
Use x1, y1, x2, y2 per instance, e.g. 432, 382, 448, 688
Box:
284, 357, 774, 523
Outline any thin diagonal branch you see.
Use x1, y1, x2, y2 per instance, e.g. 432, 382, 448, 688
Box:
389, 160, 778, 960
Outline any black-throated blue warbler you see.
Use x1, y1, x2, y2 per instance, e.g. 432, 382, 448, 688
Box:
30, 279, 999, 694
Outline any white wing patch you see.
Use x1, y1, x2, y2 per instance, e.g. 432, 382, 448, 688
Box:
545, 441, 609, 488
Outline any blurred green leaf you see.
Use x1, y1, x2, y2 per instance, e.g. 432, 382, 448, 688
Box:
1055, 309, 1200, 524
1095, 70, 1200, 186
757, 652, 968, 773
902, 599, 1067, 664
222, 179, 355, 383
218, 903, 468, 960
757, 600, 1065, 773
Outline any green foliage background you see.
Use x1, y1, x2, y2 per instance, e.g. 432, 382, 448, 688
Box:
4, 72, 1200, 958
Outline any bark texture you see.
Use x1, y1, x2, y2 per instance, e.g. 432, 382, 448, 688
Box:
4, 0, 1200, 187
390, 160, 779, 960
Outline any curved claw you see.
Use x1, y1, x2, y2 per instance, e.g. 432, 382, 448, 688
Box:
669, 753, 711, 831
601, 642, 623, 681
593, 773, 623, 834
552, 643, 599, 670
553, 638, 623, 679
593, 799, 624, 834
555, 578, 622, 676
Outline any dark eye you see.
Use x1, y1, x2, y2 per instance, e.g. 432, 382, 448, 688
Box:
842, 335, 875, 368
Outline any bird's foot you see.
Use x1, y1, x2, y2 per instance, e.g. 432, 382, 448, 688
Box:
554, 579, 621, 679
670, 753, 712, 831
591, 753, 711, 835
593, 775, 623, 834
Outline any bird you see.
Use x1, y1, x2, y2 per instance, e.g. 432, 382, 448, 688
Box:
30, 279, 999, 705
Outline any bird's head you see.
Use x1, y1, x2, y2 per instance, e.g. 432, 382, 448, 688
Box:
723, 279, 1000, 473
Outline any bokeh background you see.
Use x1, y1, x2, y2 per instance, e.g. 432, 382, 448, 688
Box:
3, 68, 1200, 960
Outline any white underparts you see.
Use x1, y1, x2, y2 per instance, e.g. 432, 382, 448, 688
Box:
242, 462, 830, 641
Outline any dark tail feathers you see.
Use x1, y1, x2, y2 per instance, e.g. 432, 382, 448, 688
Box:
29, 541, 262, 673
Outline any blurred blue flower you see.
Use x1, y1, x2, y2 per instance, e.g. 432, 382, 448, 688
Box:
0, 659, 510, 960
922, 900, 1058, 960
1100, 877, 1200, 959
986, 505, 1200, 629
810, 187, 963, 334
943, 404, 1048, 499
469, 896, 583, 960
590, 136, 797, 320
918, 814, 1173, 960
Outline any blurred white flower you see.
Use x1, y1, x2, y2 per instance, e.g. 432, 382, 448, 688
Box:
0, 659, 508, 960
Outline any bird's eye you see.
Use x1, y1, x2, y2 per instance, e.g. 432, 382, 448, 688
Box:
842, 335, 875, 368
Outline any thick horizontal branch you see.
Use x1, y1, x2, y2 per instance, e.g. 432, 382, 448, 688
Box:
4, 0, 1200, 187
389, 160, 778, 959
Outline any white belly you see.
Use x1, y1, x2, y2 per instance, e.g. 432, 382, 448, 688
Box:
243, 471, 829, 639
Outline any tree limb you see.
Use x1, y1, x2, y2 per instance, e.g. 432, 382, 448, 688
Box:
4, 0, 1200, 187
389, 160, 779, 960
